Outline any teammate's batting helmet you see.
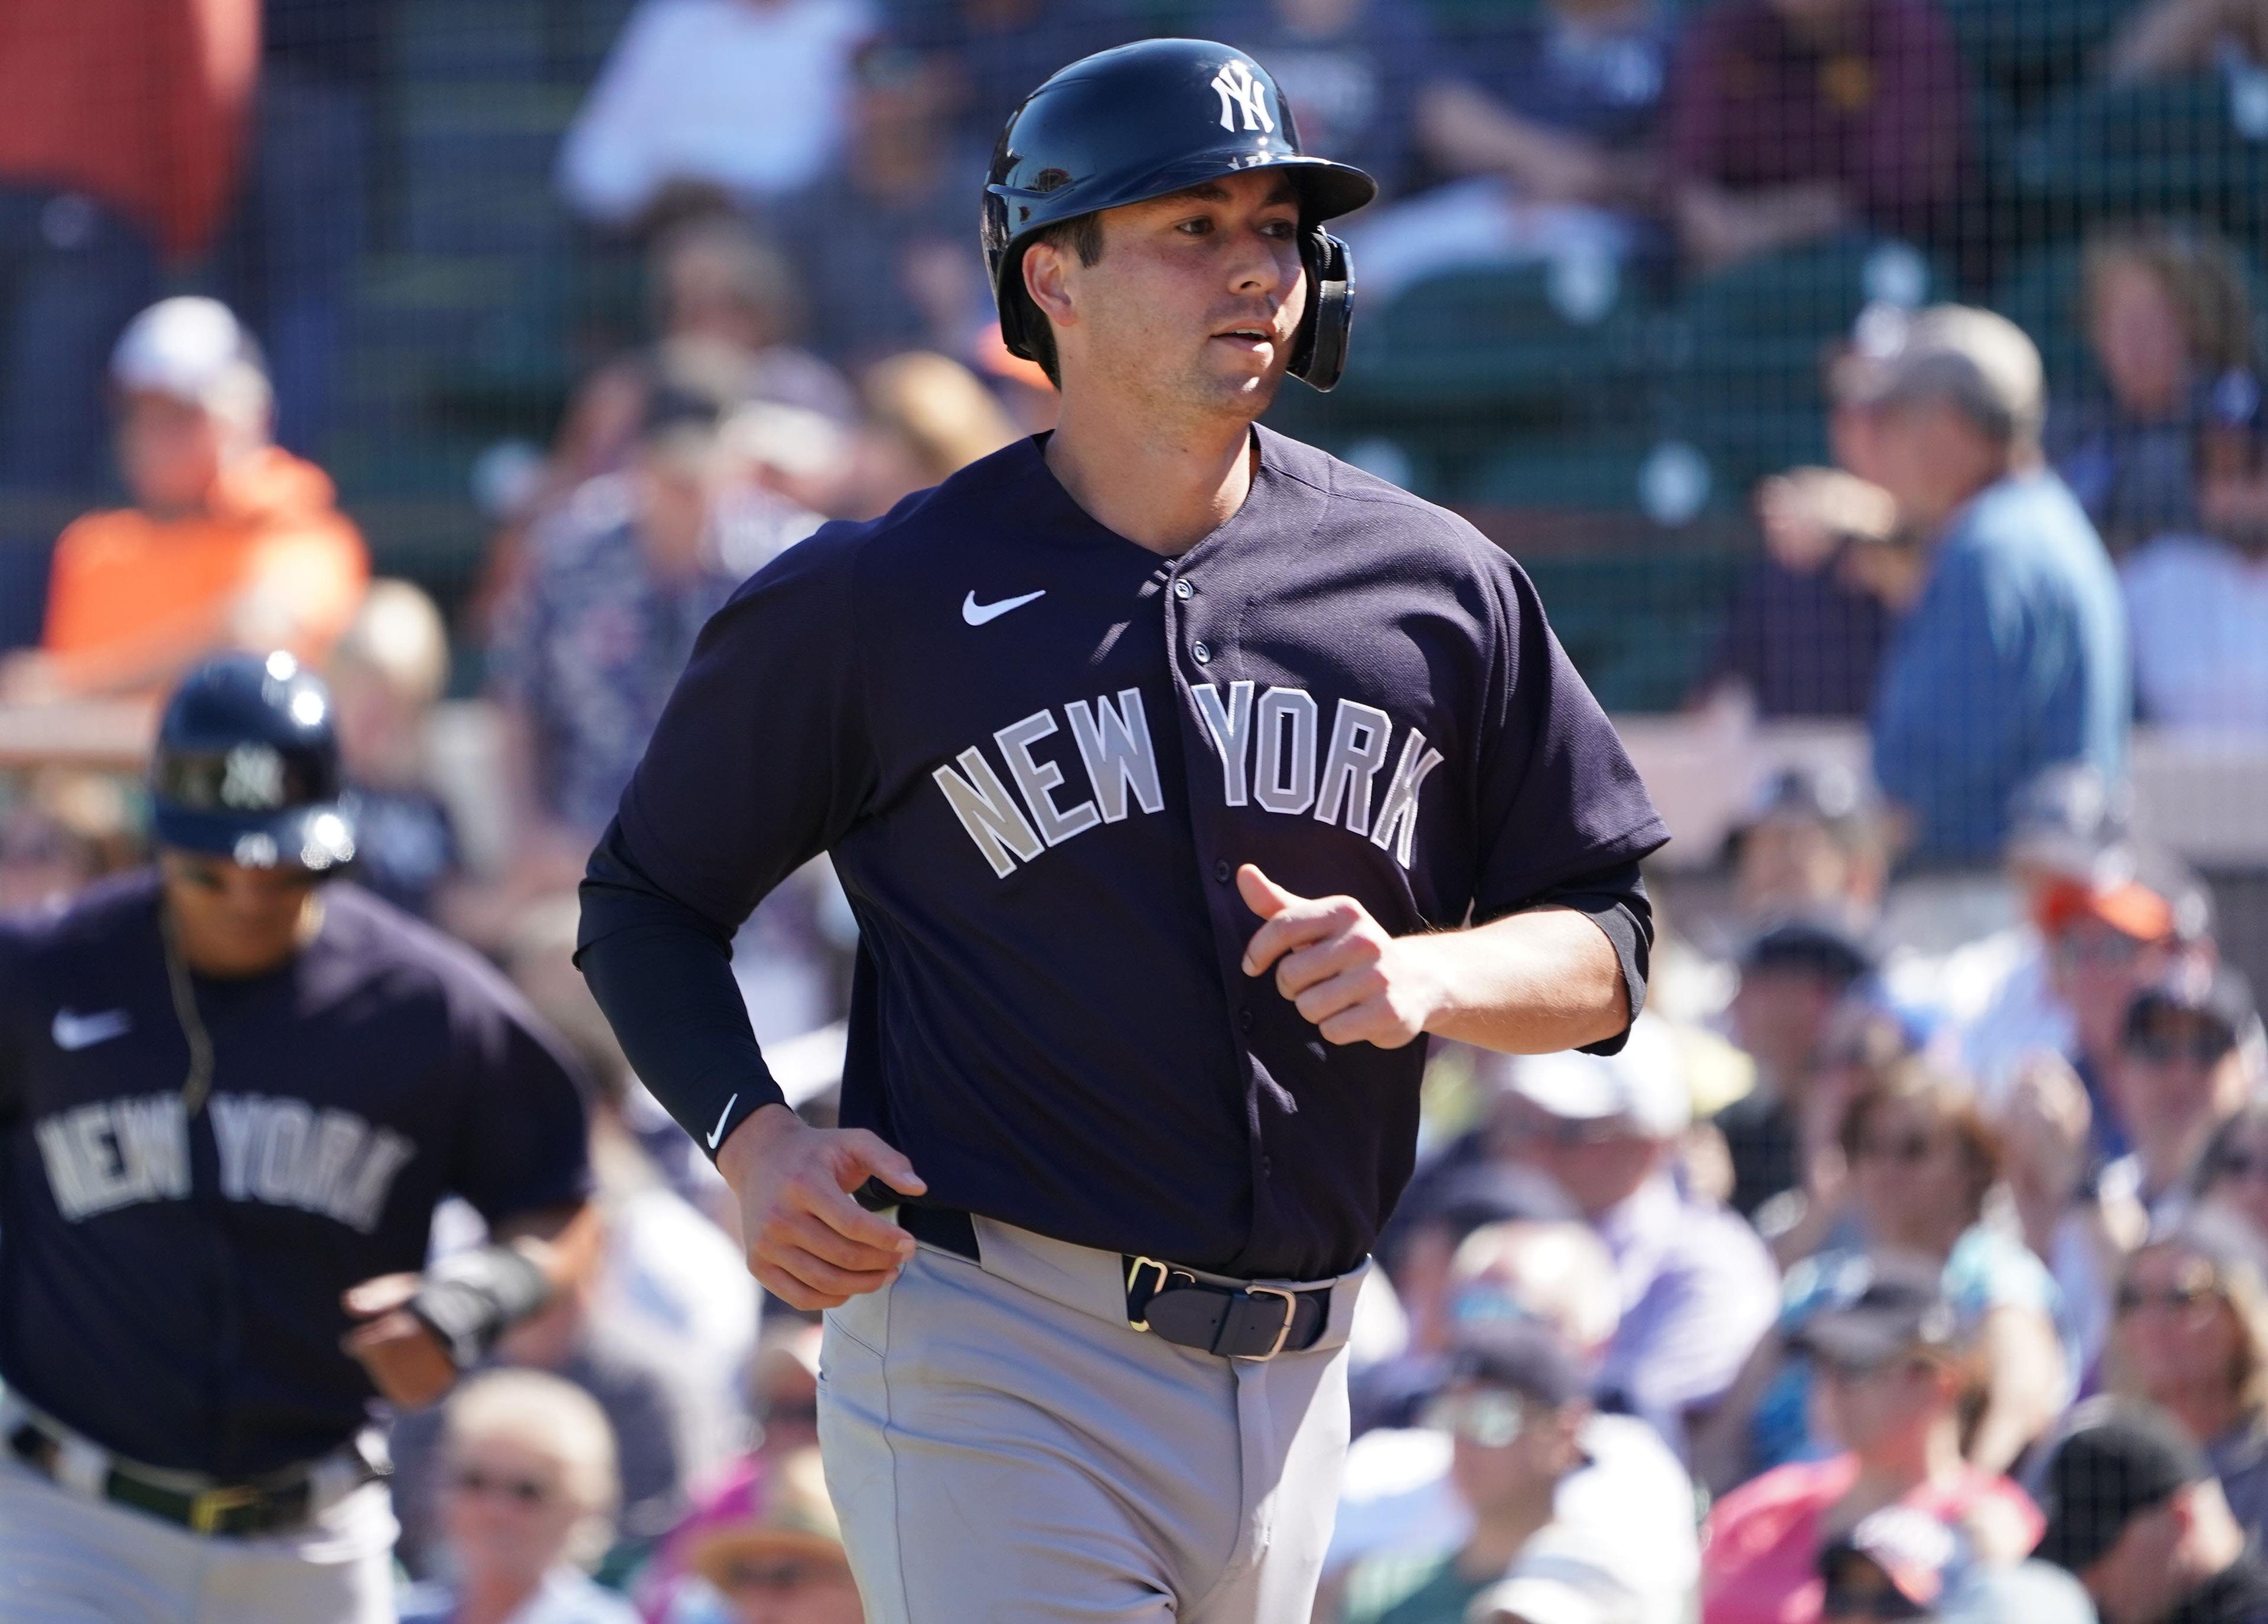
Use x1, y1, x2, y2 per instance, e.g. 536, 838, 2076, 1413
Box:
151, 650, 357, 873
983, 39, 1378, 392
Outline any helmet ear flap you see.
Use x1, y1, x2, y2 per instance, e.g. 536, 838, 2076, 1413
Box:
1289, 227, 1355, 392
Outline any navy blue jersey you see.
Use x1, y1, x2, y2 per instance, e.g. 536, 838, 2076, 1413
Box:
581, 428, 1667, 1280
0, 874, 592, 1477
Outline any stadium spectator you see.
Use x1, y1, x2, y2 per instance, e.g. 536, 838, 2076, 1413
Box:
1725, 765, 1889, 934
1702, 1064, 2069, 1488
765, 48, 989, 367
1336, 1319, 1613, 1624
1491, 1019, 1780, 1454
675, 1448, 863, 1624
328, 580, 464, 920
1197, 0, 1448, 201
843, 351, 1021, 517
1348, 0, 1673, 301
397, 1369, 640, 1624
1716, 919, 1878, 1219
2, 297, 369, 703
483, 384, 765, 907
2104, 1218, 2268, 1550
2117, 306, 2268, 732
2104, 967, 2265, 1226
2055, 224, 2261, 554
1701, 343, 1909, 719
1666, 0, 1969, 273
546, 217, 856, 509
556, 0, 877, 232
0, 0, 255, 493
1863, 306, 2129, 868
1699, 1265, 2043, 1624
884, 0, 1141, 152
2195, 1102, 2268, 1251
212, 0, 398, 458
0, 769, 139, 915
2034, 1399, 2268, 1624
392, 1212, 721, 1575
2036, 854, 2217, 1157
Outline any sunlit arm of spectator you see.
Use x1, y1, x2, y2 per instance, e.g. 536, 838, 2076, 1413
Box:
1967, 1303, 2069, 1475
1677, 181, 1850, 275
3, 540, 364, 703
1416, 80, 1634, 206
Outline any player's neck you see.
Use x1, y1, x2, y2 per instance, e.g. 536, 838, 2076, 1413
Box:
1044, 394, 1259, 557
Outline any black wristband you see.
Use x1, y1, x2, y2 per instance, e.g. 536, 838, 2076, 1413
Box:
407, 1243, 553, 1371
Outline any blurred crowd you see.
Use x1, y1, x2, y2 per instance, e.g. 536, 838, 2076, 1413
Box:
8, 2, 2268, 1624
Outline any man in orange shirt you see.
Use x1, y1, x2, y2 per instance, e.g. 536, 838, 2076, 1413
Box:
5, 298, 367, 702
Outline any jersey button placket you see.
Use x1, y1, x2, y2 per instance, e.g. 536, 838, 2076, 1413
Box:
1191, 640, 1211, 665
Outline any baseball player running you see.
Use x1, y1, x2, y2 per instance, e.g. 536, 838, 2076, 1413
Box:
578, 38, 1668, 1622
0, 651, 596, 1623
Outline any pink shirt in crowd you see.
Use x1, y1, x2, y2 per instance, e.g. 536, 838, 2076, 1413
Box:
1699, 1453, 2042, 1624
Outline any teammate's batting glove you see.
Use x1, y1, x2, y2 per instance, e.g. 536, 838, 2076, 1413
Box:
406, 1244, 552, 1370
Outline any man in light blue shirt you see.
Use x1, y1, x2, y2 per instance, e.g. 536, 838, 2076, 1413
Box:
1866, 306, 2130, 867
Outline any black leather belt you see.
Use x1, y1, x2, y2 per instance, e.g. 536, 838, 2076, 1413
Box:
895, 1204, 1332, 1361
8, 1421, 344, 1537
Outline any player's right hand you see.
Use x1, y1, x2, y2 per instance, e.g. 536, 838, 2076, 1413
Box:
714, 1103, 926, 1310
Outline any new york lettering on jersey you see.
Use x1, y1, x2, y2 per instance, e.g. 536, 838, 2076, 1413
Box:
931, 684, 1442, 879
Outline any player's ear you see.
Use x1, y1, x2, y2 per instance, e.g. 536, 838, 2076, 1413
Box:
1022, 240, 1079, 337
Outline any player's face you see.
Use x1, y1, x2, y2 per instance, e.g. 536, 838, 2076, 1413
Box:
1043, 170, 1308, 423
159, 849, 323, 977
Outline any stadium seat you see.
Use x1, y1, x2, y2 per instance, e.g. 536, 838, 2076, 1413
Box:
2014, 71, 2268, 243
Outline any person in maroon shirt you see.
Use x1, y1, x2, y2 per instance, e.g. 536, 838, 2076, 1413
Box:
1666, 0, 1968, 273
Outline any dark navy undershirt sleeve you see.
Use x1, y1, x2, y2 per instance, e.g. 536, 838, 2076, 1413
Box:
577, 525, 877, 1159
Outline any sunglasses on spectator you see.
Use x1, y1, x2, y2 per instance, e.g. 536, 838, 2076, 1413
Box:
721, 1557, 850, 1593
1508, 1116, 1629, 1147
2125, 1029, 2237, 1065
2052, 931, 2149, 968
1852, 1131, 1935, 1165
2115, 1279, 2220, 1316
1422, 1388, 1529, 1449
449, 1465, 552, 1506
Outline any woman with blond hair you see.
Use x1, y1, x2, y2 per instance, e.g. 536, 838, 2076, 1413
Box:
398, 1369, 639, 1624
2103, 1214, 2268, 1547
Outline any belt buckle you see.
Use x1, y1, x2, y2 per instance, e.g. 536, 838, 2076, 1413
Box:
1239, 1284, 1300, 1362
1126, 1256, 1172, 1331
188, 1482, 260, 1535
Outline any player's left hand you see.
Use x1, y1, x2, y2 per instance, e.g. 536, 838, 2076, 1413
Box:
341, 1273, 460, 1410
1238, 865, 1446, 1049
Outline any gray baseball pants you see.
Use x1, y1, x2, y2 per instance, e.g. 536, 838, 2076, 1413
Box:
819, 1212, 1368, 1622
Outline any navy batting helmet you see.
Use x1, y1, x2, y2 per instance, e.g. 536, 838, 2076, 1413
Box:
982, 39, 1377, 392
150, 651, 356, 873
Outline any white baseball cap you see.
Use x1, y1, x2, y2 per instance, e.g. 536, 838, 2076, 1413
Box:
109, 297, 269, 420
1501, 1016, 1690, 1139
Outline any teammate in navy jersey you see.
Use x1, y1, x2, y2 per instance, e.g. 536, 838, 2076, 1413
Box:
579, 39, 1669, 1622
0, 651, 595, 1623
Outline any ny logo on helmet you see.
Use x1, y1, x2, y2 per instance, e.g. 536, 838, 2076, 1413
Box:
220, 744, 286, 810
1211, 61, 1275, 135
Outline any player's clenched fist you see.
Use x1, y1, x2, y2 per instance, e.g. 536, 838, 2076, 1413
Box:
715, 1104, 926, 1310
1239, 865, 1448, 1049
